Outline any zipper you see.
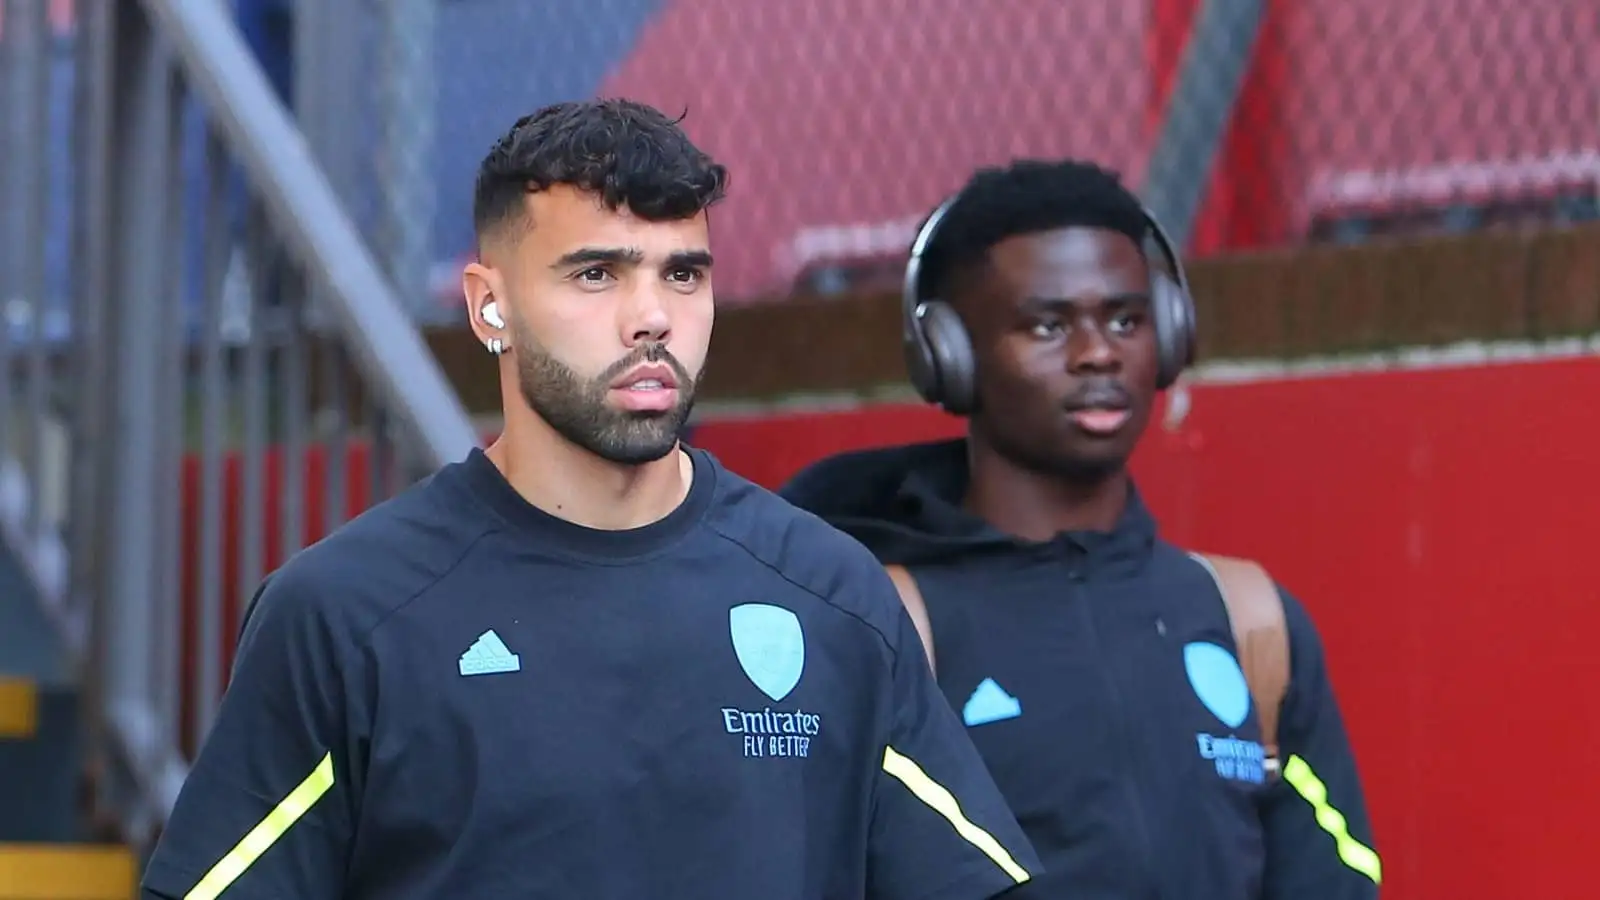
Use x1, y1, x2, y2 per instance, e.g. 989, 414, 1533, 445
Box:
1072, 566, 1164, 900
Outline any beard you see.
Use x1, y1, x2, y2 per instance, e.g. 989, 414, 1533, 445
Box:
511, 321, 699, 465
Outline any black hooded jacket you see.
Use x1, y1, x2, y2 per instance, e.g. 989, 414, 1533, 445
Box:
781, 439, 1380, 900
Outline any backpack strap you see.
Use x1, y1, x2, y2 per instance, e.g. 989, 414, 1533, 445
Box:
1191, 553, 1291, 780
884, 565, 937, 674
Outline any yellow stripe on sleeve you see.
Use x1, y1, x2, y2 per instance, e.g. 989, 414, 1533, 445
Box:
1282, 754, 1382, 884
881, 746, 1031, 884
185, 752, 336, 900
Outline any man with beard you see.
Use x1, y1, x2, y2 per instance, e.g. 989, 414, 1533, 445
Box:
141, 100, 1036, 900
781, 160, 1379, 900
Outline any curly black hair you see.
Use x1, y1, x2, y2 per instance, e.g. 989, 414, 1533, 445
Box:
920, 159, 1149, 297
472, 99, 729, 245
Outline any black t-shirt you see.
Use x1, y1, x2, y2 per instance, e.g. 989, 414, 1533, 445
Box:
142, 448, 1037, 900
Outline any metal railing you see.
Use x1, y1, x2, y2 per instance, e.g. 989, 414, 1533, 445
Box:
0, 0, 478, 844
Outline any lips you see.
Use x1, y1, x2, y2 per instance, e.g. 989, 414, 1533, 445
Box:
1064, 385, 1133, 436
1069, 408, 1133, 436
621, 377, 669, 391
610, 362, 681, 412
612, 363, 679, 392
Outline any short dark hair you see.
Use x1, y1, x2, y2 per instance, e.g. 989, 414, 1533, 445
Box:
472, 98, 729, 245
920, 159, 1149, 296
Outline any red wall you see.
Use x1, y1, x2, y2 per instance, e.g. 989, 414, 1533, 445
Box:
692, 358, 1600, 900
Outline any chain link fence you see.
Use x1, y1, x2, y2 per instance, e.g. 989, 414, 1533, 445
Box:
1171, 0, 1599, 252
236, 0, 438, 324
132, 0, 1600, 319
414, 0, 1596, 310
12, 1, 1594, 324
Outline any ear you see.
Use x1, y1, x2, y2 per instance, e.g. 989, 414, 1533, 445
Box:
462, 260, 506, 349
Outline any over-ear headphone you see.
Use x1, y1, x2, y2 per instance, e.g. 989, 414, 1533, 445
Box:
901, 195, 1197, 416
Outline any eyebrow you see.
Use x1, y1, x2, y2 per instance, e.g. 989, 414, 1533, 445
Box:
552, 246, 645, 270
1019, 291, 1150, 314
550, 247, 715, 271
667, 250, 715, 269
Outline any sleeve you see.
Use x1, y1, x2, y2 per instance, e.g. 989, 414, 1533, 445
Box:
866, 601, 1040, 900
1260, 588, 1382, 900
140, 567, 369, 900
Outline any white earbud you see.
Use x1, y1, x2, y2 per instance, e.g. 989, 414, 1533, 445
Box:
481, 301, 505, 329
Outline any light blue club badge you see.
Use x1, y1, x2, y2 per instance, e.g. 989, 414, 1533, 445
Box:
729, 603, 806, 703
1183, 641, 1251, 729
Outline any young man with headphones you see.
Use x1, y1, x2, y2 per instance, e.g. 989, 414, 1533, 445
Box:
782, 159, 1380, 899
141, 100, 1037, 900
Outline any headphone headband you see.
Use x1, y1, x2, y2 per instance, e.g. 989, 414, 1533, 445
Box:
901, 189, 1197, 410
1139, 208, 1189, 296
902, 193, 962, 337
903, 193, 1188, 311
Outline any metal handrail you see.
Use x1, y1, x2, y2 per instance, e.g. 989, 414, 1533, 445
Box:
141, 0, 479, 465
0, 0, 482, 844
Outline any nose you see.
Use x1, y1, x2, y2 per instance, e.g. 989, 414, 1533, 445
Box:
621, 283, 672, 348
1066, 320, 1118, 373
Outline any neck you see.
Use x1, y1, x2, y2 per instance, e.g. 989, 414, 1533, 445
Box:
487, 400, 692, 531
963, 440, 1129, 542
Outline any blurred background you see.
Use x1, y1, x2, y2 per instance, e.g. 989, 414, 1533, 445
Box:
0, 0, 1594, 896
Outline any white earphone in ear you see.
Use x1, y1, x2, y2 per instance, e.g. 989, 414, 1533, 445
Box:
481, 301, 505, 329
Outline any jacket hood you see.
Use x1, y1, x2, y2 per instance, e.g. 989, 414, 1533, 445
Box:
779, 439, 1020, 565
779, 438, 1159, 568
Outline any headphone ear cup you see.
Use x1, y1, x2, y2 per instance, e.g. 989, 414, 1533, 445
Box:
1150, 271, 1197, 390
903, 304, 944, 407
917, 301, 977, 415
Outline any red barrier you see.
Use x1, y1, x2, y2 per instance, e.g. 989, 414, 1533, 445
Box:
176, 442, 378, 754
692, 359, 1600, 900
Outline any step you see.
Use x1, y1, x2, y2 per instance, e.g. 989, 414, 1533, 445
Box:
0, 678, 35, 739
0, 679, 81, 844
0, 540, 70, 688
0, 535, 86, 844
0, 844, 136, 900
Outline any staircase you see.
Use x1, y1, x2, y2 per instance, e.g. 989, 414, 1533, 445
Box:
0, 547, 131, 897
0, 845, 134, 900
0, 0, 478, 895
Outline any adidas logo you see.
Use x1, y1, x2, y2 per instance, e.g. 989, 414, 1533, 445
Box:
458, 629, 521, 676
962, 677, 1022, 727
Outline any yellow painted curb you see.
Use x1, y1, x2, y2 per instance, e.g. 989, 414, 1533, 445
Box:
0, 678, 37, 739
0, 844, 136, 900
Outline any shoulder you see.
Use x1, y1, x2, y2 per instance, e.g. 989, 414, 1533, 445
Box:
1176, 545, 1329, 674
1271, 583, 1330, 669
1154, 541, 1227, 588
243, 465, 498, 652
780, 444, 909, 504
705, 454, 904, 647
778, 440, 959, 514
1149, 541, 1248, 620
